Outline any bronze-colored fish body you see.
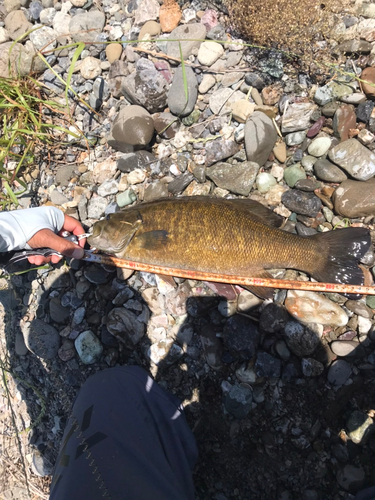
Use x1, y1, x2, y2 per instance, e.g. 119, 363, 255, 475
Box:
88, 197, 370, 293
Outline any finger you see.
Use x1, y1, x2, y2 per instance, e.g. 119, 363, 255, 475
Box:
28, 255, 52, 265
40, 232, 84, 259
61, 215, 86, 247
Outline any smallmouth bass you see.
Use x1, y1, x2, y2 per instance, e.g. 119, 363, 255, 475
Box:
88, 196, 371, 298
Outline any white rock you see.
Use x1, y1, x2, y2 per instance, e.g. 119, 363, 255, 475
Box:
75, 330, 103, 365
0, 27, 10, 44
127, 168, 146, 184
198, 74, 216, 94
285, 290, 348, 326
307, 136, 332, 157
52, 11, 71, 35
357, 315, 372, 335
29, 25, 57, 51
256, 172, 277, 193
197, 41, 224, 66
79, 56, 102, 80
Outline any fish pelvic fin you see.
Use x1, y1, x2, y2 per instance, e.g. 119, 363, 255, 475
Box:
242, 269, 275, 300
310, 227, 371, 299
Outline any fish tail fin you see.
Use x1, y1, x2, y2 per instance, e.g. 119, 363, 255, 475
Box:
311, 227, 371, 297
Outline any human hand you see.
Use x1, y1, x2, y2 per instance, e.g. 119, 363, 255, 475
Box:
27, 214, 86, 265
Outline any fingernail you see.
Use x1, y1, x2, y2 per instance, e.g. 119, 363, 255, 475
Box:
72, 247, 84, 259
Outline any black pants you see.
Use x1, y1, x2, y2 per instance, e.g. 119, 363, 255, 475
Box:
50, 366, 198, 500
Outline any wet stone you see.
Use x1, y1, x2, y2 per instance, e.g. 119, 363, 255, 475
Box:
281, 190, 321, 217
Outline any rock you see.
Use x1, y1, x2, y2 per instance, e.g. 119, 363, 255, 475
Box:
231, 100, 255, 123
244, 111, 278, 167
15, 331, 28, 356
182, 109, 200, 126
357, 128, 375, 145
87, 196, 107, 219
109, 105, 154, 152
314, 85, 333, 106
148, 339, 183, 365
144, 181, 168, 201
286, 131, 306, 146
50, 190, 69, 205
168, 173, 194, 194
106, 43, 122, 63
205, 140, 239, 166
69, 11, 105, 43
107, 307, 145, 347
273, 142, 287, 163
356, 100, 374, 123
21, 319, 60, 359
31, 450, 53, 477
245, 72, 265, 90
327, 359, 352, 386
199, 74, 216, 94
283, 321, 320, 357
333, 179, 375, 217
206, 161, 259, 196
256, 172, 276, 193
223, 315, 260, 360
307, 117, 325, 138
52, 11, 71, 36
337, 465, 365, 492
338, 39, 372, 54
153, 111, 180, 139
328, 138, 375, 181
29, 25, 57, 51
333, 105, 357, 142
301, 358, 324, 377
79, 56, 101, 80
121, 58, 168, 114
49, 297, 70, 323
283, 164, 307, 188
282, 103, 318, 133
346, 410, 374, 444
224, 384, 253, 419
331, 340, 362, 357
139, 20, 161, 39
159, 0, 181, 33
97, 180, 119, 197
360, 67, 375, 97
281, 190, 321, 217
166, 23, 207, 59
168, 66, 198, 117
108, 60, 129, 98
198, 41, 224, 66
307, 137, 331, 157
75, 330, 103, 365
314, 159, 347, 183
209, 88, 245, 115
255, 351, 281, 378
260, 303, 290, 333
4, 10, 31, 40
134, 0, 160, 26
285, 290, 348, 326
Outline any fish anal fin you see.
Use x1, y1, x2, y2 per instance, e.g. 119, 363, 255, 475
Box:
134, 230, 169, 250
242, 269, 275, 300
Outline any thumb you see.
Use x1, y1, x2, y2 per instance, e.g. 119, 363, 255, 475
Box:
46, 232, 85, 259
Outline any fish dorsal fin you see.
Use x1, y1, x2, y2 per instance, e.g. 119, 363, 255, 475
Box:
226, 199, 284, 228
134, 230, 170, 250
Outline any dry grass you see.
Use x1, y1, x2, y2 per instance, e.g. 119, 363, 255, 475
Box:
224, 0, 353, 60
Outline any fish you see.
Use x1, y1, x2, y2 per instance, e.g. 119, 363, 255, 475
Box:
87, 196, 371, 299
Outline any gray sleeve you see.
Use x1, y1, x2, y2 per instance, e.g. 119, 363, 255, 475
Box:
0, 207, 65, 252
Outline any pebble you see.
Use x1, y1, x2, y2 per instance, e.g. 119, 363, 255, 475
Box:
29, 25, 57, 51
244, 111, 278, 167
285, 290, 348, 326
330, 340, 362, 357
256, 172, 277, 193
333, 104, 357, 142
69, 11, 105, 43
328, 138, 375, 181
148, 340, 183, 365
301, 358, 324, 377
205, 140, 239, 167
5, 10, 31, 40
347, 410, 374, 444
286, 131, 306, 146
281, 103, 318, 133
255, 351, 281, 378
166, 23, 207, 60
206, 161, 259, 196
273, 142, 287, 163
357, 100, 374, 122
230, 100, 255, 123
21, 319, 60, 359
134, 0, 160, 26
198, 74, 216, 94
107, 307, 145, 347
360, 67, 375, 97
110, 105, 154, 150
87, 196, 108, 219
209, 88, 245, 115
168, 66, 198, 117
307, 136, 331, 157
223, 315, 260, 360
159, 0, 181, 33
105, 43, 122, 63
198, 41, 224, 66
336, 465, 365, 491
313, 159, 347, 183
283, 321, 320, 357
283, 164, 306, 188
327, 359, 352, 386
333, 179, 375, 217
281, 189, 321, 217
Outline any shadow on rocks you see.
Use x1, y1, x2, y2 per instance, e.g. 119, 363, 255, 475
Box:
2, 264, 375, 500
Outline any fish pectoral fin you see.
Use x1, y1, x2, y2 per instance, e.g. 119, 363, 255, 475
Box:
134, 230, 170, 250
242, 269, 275, 300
